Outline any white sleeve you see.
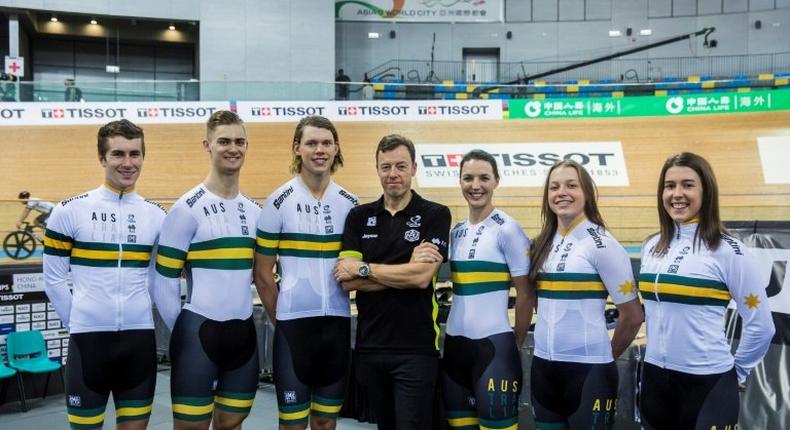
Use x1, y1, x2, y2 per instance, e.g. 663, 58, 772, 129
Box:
152, 204, 197, 330
42, 203, 74, 328
726, 248, 775, 383
592, 233, 638, 304
498, 221, 530, 277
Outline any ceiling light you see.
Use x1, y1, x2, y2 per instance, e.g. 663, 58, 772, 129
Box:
90, 19, 98, 25
608, 30, 621, 37
168, 24, 176, 31
367, 32, 380, 39
50, 16, 58, 22
640, 29, 652, 36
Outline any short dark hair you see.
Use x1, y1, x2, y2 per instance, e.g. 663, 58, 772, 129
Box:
18, 191, 30, 200
460, 149, 500, 181
376, 134, 415, 164
206, 110, 245, 139
291, 116, 343, 174
97, 119, 144, 159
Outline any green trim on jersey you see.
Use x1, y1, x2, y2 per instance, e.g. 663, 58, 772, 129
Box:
536, 272, 608, 300
639, 273, 731, 306
450, 260, 511, 295
256, 231, 343, 259
68, 241, 153, 268
185, 237, 255, 271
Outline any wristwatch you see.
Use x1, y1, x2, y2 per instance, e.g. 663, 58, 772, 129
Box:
358, 262, 370, 278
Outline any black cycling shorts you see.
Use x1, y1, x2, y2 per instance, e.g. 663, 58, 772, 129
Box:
530, 355, 619, 430
441, 332, 522, 429
169, 309, 259, 423
273, 316, 350, 426
639, 362, 739, 430
65, 330, 156, 429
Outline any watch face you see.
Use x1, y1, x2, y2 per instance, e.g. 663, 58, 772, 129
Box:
358, 264, 370, 278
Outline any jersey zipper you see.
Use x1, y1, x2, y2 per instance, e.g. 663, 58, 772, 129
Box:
318, 199, 328, 315
653, 267, 665, 366
117, 192, 124, 330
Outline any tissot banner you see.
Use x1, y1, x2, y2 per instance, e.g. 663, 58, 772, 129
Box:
414, 142, 630, 187
236, 100, 502, 122
0, 101, 231, 126
335, 0, 504, 22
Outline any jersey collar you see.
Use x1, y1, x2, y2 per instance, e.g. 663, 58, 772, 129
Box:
558, 213, 587, 237
674, 217, 700, 238
373, 189, 423, 216
100, 183, 137, 200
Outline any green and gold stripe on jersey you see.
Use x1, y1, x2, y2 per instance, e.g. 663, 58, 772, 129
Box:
54, 240, 153, 268
157, 237, 255, 277
44, 229, 74, 256
638, 273, 731, 306
450, 260, 511, 295
156, 245, 188, 278
536, 272, 608, 300
256, 231, 342, 259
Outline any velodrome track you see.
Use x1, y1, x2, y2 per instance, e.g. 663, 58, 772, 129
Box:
1, 110, 789, 251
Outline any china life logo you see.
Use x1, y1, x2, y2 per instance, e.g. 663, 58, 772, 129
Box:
524, 101, 542, 118
665, 97, 685, 114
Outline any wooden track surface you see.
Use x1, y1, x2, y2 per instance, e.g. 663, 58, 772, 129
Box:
1, 111, 789, 246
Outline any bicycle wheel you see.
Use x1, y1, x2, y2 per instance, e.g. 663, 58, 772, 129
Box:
3, 230, 37, 260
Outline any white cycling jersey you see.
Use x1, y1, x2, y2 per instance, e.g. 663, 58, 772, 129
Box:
256, 176, 358, 321
153, 184, 261, 328
447, 208, 529, 339
533, 216, 638, 364
43, 185, 166, 334
639, 220, 775, 383
26, 198, 55, 214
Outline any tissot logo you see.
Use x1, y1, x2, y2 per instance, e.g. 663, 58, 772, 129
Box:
420, 152, 616, 168
138, 108, 160, 118
337, 105, 408, 116
41, 108, 65, 119
419, 106, 438, 115
417, 105, 489, 115
251, 106, 325, 117
42, 107, 127, 119
136, 107, 216, 118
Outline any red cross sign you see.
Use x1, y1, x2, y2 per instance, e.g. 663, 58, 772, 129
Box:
4, 56, 24, 77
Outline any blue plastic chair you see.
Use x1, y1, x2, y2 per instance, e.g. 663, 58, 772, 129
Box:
6, 330, 63, 412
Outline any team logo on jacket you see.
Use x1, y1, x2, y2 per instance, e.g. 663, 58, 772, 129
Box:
284, 391, 297, 404
407, 215, 422, 228
68, 395, 81, 407
367, 216, 377, 227
404, 229, 420, 242
242, 226, 249, 236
